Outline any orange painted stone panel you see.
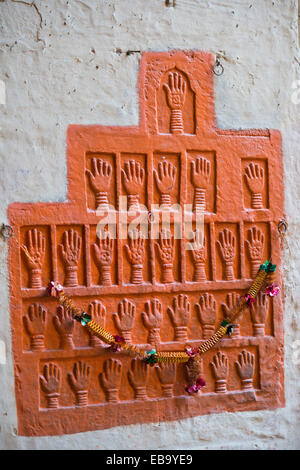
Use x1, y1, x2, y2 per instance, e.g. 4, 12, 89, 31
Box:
8, 51, 285, 436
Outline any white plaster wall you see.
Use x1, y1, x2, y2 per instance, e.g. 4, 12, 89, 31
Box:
0, 0, 299, 449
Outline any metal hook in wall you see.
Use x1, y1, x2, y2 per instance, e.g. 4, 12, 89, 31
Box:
278, 219, 288, 249
0, 224, 14, 240
213, 59, 224, 76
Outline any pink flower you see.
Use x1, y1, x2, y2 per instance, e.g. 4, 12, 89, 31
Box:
266, 284, 280, 297
185, 377, 206, 394
185, 347, 198, 357
244, 294, 255, 307
47, 281, 63, 297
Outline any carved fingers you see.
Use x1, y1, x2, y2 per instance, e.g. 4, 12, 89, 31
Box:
191, 156, 211, 189
210, 351, 229, 381
196, 293, 217, 327
122, 160, 145, 196
163, 72, 186, 110
113, 299, 135, 340
86, 158, 112, 193
154, 161, 176, 195
40, 362, 61, 395
24, 302, 47, 338
100, 358, 122, 393
59, 229, 81, 275
168, 294, 191, 327
142, 298, 162, 330
235, 350, 255, 382
22, 228, 46, 267
125, 229, 145, 265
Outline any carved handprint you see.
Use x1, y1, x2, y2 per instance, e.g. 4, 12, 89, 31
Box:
196, 293, 217, 339
113, 298, 135, 342
22, 229, 46, 288
93, 230, 114, 285
142, 298, 162, 345
168, 294, 191, 341
40, 362, 61, 409
217, 228, 236, 280
210, 351, 229, 393
155, 229, 174, 283
251, 291, 268, 337
235, 350, 255, 390
54, 305, 75, 350
121, 160, 145, 211
86, 158, 112, 208
191, 157, 211, 212
246, 226, 264, 277
187, 229, 206, 281
128, 358, 148, 400
88, 300, 106, 347
100, 358, 122, 403
155, 363, 176, 397
68, 361, 91, 406
59, 229, 81, 287
24, 303, 47, 351
163, 72, 186, 134
245, 162, 264, 209
221, 292, 241, 338
125, 229, 145, 284
154, 161, 177, 207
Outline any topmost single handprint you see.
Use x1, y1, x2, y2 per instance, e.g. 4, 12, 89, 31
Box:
163, 72, 186, 135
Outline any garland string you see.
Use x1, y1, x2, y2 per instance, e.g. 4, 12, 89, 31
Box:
47, 260, 278, 394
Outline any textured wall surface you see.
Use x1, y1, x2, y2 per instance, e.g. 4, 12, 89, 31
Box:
0, 0, 299, 449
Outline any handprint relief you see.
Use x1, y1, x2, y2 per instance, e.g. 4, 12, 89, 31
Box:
235, 350, 255, 390
210, 351, 229, 393
142, 298, 162, 345
168, 294, 191, 342
88, 300, 106, 347
59, 229, 81, 287
93, 230, 114, 286
68, 361, 91, 406
24, 303, 47, 351
163, 71, 186, 134
245, 162, 264, 209
86, 158, 112, 209
217, 228, 236, 280
155, 363, 176, 398
40, 362, 61, 409
154, 161, 177, 208
125, 229, 145, 284
100, 358, 122, 403
251, 291, 268, 337
54, 305, 75, 350
221, 292, 241, 338
155, 229, 175, 283
121, 160, 145, 212
187, 229, 206, 281
196, 293, 217, 339
246, 226, 264, 278
113, 298, 135, 342
22, 228, 45, 288
191, 157, 211, 213
128, 358, 148, 400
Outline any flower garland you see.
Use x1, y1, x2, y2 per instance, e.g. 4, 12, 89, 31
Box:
47, 260, 278, 395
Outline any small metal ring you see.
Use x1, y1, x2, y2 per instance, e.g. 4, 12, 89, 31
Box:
1, 224, 14, 240
213, 59, 224, 76
148, 212, 155, 223
278, 220, 288, 234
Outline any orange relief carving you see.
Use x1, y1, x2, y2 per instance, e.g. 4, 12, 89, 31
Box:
9, 51, 285, 436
